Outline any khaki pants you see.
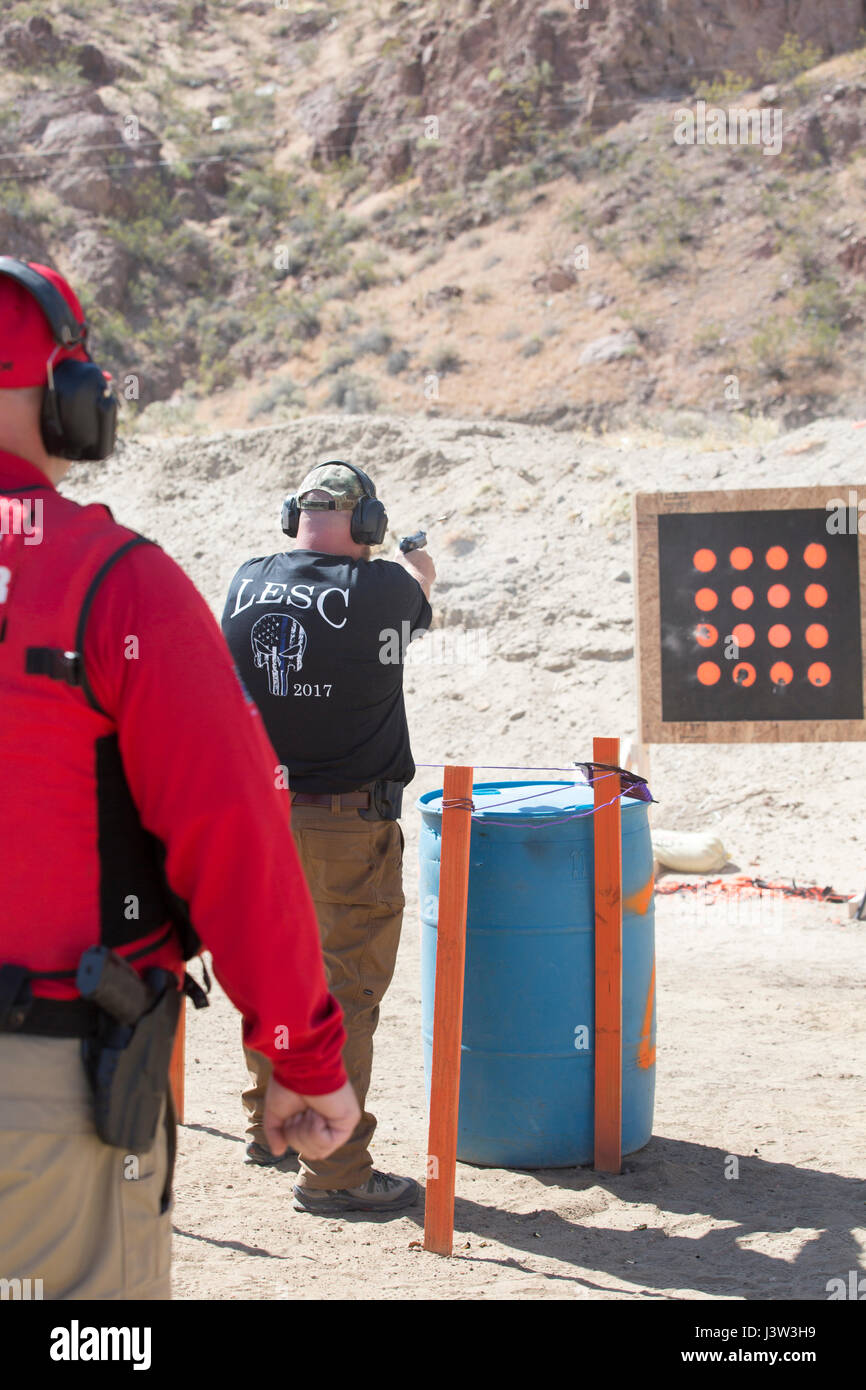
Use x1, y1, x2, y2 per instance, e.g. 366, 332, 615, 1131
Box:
243, 804, 405, 1191
0, 1035, 172, 1300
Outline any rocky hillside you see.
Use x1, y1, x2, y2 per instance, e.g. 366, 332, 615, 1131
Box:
3, 1, 866, 430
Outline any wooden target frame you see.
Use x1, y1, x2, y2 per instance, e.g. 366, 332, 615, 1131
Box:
634, 485, 866, 743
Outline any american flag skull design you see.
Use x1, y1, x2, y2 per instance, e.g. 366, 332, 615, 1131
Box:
250, 613, 308, 695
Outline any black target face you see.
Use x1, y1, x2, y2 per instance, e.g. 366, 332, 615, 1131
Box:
658, 509, 863, 722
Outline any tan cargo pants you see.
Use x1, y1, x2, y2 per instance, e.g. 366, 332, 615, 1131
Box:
0, 1034, 172, 1300
243, 803, 405, 1191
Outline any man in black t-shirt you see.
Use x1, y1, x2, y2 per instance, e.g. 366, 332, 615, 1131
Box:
222, 461, 434, 1214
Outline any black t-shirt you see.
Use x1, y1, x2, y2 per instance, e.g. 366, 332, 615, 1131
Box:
221, 549, 432, 793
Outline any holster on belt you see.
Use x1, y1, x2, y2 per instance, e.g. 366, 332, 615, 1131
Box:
358, 779, 404, 821
77, 946, 181, 1154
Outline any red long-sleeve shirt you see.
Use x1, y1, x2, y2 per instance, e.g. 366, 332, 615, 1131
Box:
0, 451, 346, 1096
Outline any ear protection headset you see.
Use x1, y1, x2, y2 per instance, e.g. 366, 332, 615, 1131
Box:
281, 460, 388, 546
0, 256, 118, 461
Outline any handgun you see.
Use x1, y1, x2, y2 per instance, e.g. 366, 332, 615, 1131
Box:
399, 530, 428, 553
76, 946, 152, 1027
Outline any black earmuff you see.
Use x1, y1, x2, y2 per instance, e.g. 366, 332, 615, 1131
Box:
281, 460, 388, 546
0, 256, 117, 462
281, 494, 301, 538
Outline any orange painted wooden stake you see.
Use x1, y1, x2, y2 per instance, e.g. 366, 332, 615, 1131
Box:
170, 994, 185, 1124
593, 735, 622, 1174
424, 764, 474, 1256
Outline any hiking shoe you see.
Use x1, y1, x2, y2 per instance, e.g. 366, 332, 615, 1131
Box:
245, 1141, 298, 1169
292, 1170, 420, 1214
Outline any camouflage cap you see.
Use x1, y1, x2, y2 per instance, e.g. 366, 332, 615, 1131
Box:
297, 462, 366, 511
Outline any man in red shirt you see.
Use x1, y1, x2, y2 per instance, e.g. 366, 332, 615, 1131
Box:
0, 257, 360, 1299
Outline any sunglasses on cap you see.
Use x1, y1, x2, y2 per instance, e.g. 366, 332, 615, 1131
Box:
574, 762, 656, 804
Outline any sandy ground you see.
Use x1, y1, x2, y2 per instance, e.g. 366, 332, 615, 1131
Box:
168, 879, 864, 1302
61, 411, 866, 1300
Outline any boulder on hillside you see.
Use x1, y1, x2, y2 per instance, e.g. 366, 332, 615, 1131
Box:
838, 236, 866, 275
195, 157, 228, 196
0, 16, 61, 67
0, 207, 50, 265
17, 90, 108, 144
75, 42, 114, 86
66, 230, 132, 311
296, 82, 365, 165
578, 330, 639, 365
39, 113, 171, 218
532, 267, 577, 293
783, 111, 830, 168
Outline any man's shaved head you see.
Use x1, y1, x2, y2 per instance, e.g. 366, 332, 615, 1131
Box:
294, 488, 370, 560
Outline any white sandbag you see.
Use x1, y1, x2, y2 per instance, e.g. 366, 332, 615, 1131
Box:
651, 828, 729, 873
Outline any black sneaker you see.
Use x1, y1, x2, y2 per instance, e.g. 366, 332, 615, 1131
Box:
245, 1141, 299, 1169
292, 1170, 419, 1214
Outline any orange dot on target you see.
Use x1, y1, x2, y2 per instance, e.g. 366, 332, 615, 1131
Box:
805, 623, 828, 648
731, 586, 753, 610
730, 546, 753, 570
765, 545, 788, 570
697, 661, 721, 685
695, 588, 718, 612
732, 662, 756, 687
767, 584, 790, 608
768, 624, 791, 647
808, 661, 831, 686
693, 548, 716, 572
803, 543, 826, 568
805, 583, 828, 608
731, 623, 755, 647
695, 623, 718, 647
771, 661, 794, 686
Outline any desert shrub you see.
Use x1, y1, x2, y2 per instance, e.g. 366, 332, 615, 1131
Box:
795, 274, 846, 365
758, 32, 823, 84
248, 378, 305, 420
691, 70, 749, 103
417, 244, 444, 269
340, 258, 381, 294
321, 346, 358, 376
750, 315, 790, 379
635, 231, 682, 280
325, 371, 378, 413
693, 319, 725, 354
428, 344, 461, 374
352, 327, 393, 356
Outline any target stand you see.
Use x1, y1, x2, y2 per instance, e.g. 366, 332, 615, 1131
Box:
633, 485, 866, 748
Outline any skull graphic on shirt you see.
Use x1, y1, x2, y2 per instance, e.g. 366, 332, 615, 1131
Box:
250, 612, 307, 695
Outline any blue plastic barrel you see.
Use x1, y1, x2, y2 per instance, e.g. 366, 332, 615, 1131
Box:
418, 780, 655, 1167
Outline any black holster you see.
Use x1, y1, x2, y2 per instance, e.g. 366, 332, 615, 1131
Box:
81, 969, 181, 1153
357, 779, 404, 821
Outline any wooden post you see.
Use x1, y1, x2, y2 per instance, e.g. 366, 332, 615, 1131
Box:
170, 994, 185, 1124
424, 764, 474, 1256
593, 736, 622, 1174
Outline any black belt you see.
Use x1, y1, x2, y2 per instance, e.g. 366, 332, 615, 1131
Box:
0, 996, 100, 1038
